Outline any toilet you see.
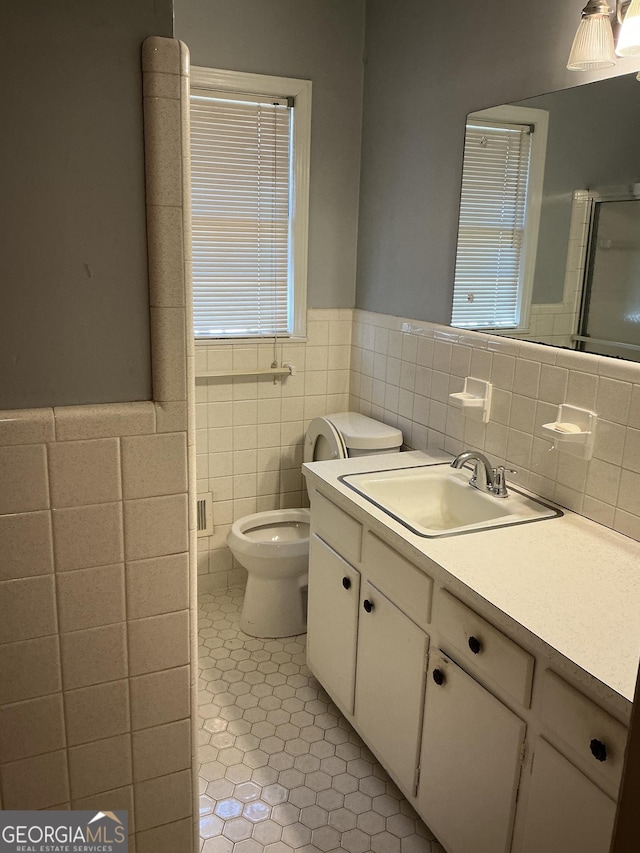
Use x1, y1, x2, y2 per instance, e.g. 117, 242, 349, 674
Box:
227, 412, 403, 638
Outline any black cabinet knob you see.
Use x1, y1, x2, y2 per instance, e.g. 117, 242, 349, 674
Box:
433, 668, 446, 686
342, 577, 351, 590
468, 636, 482, 655
590, 738, 607, 762
363, 599, 374, 613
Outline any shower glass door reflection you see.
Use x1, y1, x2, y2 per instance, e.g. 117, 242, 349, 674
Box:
578, 199, 640, 362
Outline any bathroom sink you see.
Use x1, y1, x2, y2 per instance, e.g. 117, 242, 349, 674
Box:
340, 463, 562, 537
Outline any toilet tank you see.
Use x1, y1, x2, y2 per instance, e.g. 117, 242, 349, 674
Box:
327, 412, 403, 457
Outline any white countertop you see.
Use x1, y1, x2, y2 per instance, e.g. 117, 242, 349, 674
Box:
303, 450, 640, 714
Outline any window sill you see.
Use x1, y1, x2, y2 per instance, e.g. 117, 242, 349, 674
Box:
194, 336, 308, 345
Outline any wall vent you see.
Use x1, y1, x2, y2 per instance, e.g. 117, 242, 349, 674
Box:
197, 492, 213, 537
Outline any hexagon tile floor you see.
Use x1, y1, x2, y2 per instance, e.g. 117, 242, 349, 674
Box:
197, 588, 445, 853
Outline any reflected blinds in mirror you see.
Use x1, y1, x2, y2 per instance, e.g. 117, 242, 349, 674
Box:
451, 121, 532, 329
190, 90, 292, 338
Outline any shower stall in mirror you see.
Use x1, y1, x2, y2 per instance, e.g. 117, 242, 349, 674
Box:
576, 193, 640, 362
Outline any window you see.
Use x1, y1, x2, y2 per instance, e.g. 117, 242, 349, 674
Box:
451, 106, 548, 331
190, 68, 311, 339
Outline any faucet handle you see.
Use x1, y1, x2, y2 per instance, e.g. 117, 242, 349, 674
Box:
492, 466, 517, 498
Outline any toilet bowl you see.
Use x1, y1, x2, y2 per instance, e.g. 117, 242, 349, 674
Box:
228, 413, 403, 638
228, 508, 311, 638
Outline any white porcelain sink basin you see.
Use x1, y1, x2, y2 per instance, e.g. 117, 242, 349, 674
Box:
340, 463, 562, 537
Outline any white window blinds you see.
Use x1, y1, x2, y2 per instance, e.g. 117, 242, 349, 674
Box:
451, 120, 532, 329
190, 90, 292, 338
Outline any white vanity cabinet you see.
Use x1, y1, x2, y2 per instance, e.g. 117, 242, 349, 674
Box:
305, 484, 630, 853
514, 669, 626, 853
355, 581, 429, 793
436, 589, 534, 708
308, 496, 433, 794
417, 589, 534, 853
517, 738, 616, 853
418, 651, 527, 853
306, 534, 360, 714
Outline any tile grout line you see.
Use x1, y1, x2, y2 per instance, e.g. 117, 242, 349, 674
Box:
46, 432, 72, 808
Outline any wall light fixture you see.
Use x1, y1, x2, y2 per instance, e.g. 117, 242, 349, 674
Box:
567, 0, 640, 70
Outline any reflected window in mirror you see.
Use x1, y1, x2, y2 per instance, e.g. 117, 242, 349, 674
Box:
451, 105, 548, 332
449, 72, 640, 363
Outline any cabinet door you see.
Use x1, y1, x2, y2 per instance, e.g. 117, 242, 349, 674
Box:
418, 651, 526, 853
355, 581, 429, 794
307, 534, 361, 714
517, 738, 616, 853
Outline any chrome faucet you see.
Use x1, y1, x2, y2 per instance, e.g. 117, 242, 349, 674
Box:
451, 450, 514, 498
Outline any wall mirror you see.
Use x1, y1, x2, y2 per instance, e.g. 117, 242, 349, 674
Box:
449, 72, 640, 362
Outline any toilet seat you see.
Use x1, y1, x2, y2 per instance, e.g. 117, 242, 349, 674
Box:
243, 521, 309, 545
229, 510, 310, 560
304, 417, 347, 463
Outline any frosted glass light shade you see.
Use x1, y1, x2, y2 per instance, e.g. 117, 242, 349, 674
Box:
617, 0, 640, 55
567, 14, 616, 69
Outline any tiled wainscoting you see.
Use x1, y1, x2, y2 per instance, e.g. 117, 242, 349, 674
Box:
349, 310, 640, 542
0, 403, 195, 852
196, 306, 640, 597
195, 309, 352, 592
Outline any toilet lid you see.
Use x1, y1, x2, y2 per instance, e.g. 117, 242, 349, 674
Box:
325, 412, 403, 451
304, 417, 347, 463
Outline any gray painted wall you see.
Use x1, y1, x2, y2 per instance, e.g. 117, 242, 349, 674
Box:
1, 1, 173, 410
519, 75, 640, 304
7, 1, 637, 408
174, 0, 365, 310
356, 0, 640, 324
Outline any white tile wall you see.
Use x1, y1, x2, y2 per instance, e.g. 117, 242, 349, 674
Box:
198, 306, 640, 598
350, 310, 640, 542
195, 309, 352, 593
0, 401, 193, 842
